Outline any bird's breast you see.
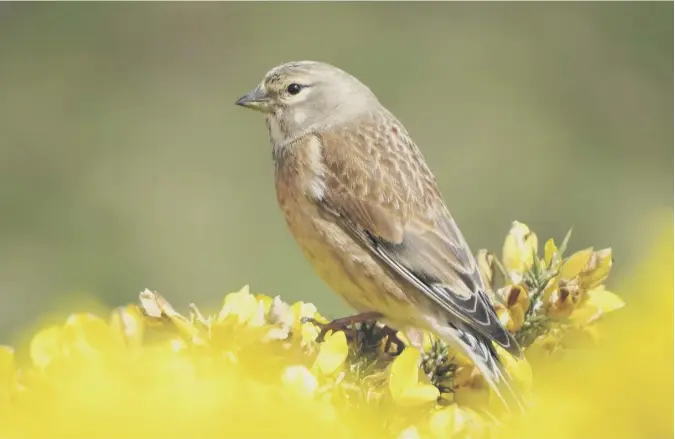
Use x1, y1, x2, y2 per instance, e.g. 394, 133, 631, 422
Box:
276, 167, 361, 307
274, 137, 330, 255
274, 135, 326, 201
273, 137, 414, 319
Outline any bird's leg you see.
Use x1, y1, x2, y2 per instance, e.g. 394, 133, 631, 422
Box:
302, 311, 383, 342
302, 312, 406, 354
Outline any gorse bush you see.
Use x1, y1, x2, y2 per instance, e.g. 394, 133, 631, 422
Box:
0, 219, 671, 439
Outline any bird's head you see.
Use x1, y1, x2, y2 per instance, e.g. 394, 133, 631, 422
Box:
235, 61, 379, 143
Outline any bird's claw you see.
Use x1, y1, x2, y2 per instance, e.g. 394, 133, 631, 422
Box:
380, 326, 406, 355
301, 312, 405, 354
301, 312, 381, 342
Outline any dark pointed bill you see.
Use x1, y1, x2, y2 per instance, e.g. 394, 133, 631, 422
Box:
235, 86, 269, 111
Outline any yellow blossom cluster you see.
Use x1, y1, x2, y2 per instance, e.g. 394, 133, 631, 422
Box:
0, 220, 669, 439
480, 222, 624, 359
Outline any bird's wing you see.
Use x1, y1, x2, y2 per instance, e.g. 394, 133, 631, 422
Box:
314, 118, 522, 358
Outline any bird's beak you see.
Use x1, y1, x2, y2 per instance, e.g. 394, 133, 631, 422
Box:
234, 85, 271, 112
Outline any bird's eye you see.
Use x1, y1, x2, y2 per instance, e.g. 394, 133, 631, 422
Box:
286, 83, 303, 95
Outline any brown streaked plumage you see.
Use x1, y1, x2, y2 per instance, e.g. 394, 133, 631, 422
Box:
235, 61, 525, 411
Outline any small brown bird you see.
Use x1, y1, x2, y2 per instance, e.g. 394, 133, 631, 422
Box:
235, 61, 525, 411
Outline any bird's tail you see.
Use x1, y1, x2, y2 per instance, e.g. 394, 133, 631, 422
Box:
443, 324, 527, 414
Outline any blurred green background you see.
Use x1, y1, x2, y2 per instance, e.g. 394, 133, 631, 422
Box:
0, 3, 671, 340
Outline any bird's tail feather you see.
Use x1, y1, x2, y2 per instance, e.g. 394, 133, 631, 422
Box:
442, 324, 527, 413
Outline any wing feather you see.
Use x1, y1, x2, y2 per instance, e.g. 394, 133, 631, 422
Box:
315, 117, 522, 358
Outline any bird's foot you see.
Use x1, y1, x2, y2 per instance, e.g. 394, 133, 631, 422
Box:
301, 311, 383, 343
301, 312, 406, 354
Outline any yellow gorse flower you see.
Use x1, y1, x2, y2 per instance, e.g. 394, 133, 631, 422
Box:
313, 331, 348, 376
502, 221, 539, 282
495, 284, 529, 332
389, 347, 440, 407
0, 219, 660, 439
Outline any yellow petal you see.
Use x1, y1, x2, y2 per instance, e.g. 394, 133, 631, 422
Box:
65, 312, 108, 329
496, 305, 512, 330
138, 289, 163, 318
543, 238, 556, 266
390, 347, 421, 391
502, 221, 538, 276
290, 301, 325, 344
218, 285, 261, 326
580, 248, 613, 289
266, 296, 293, 327
560, 248, 593, 280
280, 365, 318, 399
505, 284, 529, 311
587, 287, 625, 313
63, 313, 124, 357
544, 238, 559, 268
495, 303, 524, 333
172, 319, 204, 344
313, 331, 348, 375
29, 325, 62, 368
188, 303, 211, 329
389, 347, 440, 406
140, 292, 204, 343
290, 301, 320, 324
508, 305, 526, 332
571, 287, 625, 324
542, 276, 559, 303
138, 289, 200, 340
395, 383, 441, 407
255, 294, 275, 315
299, 323, 320, 345
546, 292, 576, 319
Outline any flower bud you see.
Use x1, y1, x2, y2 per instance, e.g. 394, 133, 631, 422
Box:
502, 221, 538, 281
